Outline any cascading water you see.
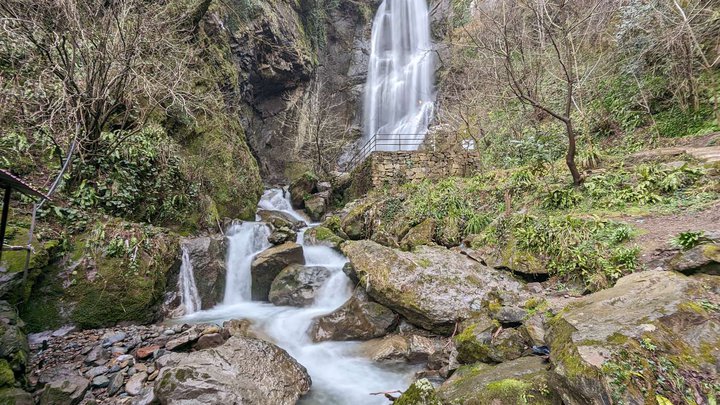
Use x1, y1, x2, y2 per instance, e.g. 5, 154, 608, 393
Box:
178, 246, 202, 315
181, 190, 419, 404
363, 0, 435, 150
223, 222, 272, 304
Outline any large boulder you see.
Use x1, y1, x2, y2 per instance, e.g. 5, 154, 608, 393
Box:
400, 219, 436, 251
289, 174, 318, 208
342, 241, 523, 333
670, 243, 720, 275
0, 301, 28, 385
304, 194, 328, 222
546, 271, 720, 405
38, 375, 90, 405
358, 334, 441, 364
0, 388, 32, 404
309, 289, 398, 342
250, 242, 305, 301
181, 236, 227, 309
455, 317, 528, 364
303, 226, 345, 250
154, 336, 311, 404
257, 210, 306, 231
269, 264, 331, 307
437, 356, 562, 405
395, 378, 441, 405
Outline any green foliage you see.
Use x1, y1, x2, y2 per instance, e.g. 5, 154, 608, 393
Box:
654, 106, 720, 138
543, 187, 581, 209
671, 231, 705, 251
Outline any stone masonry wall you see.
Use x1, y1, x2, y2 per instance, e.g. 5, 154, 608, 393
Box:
349, 151, 483, 197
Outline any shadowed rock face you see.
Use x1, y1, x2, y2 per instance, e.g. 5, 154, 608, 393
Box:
342, 240, 524, 333
182, 236, 227, 310
309, 288, 397, 342
546, 270, 720, 405
269, 264, 331, 307
154, 336, 311, 404
250, 242, 305, 301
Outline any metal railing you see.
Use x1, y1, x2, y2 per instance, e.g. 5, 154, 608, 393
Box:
345, 133, 433, 172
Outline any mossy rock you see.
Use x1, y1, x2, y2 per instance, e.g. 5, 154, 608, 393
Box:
303, 226, 344, 250
455, 319, 527, 364
400, 218, 436, 251
340, 201, 374, 240
437, 357, 562, 405
396, 378, 441, 405
0, 387, 32, 405
669, 243, 720, 275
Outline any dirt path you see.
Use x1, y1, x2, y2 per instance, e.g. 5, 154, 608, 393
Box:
620, 202, 720, 269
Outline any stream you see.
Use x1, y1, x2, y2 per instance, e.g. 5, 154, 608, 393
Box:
178, 189, 419, 404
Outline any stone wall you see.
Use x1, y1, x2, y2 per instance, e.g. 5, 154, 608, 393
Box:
349, 151, 483, 197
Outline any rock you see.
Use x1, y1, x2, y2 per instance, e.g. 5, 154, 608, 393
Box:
125, 371, 147, 396
85, 366, 108, 378
400, 218, 436, 251
359, 335, 409, 362
268, 228, 297, 245
437, 356, 561, 404
154, 336, 310, 404
165, 332, 200, 352
317, 182, 332, 192
395, 378, 441, 405
469, 242, 549, 276
520, 315, 546, 347
91, 375, 110, 388
39, 376, 90, 405
670, 244, 720, 275
180, 236, 228, 309
269, 264, 331, 307
107, 373, 124, 396
194, 333, 225, 351
101, 331, 127, 347
547, 271, 720, 405
455, 317, 527, 364
342, 241, 523, 333
51, 325, 77, 338
340, 201, 372, 240
257, 210, 306, 231
310, 289, 398, 342
135, 345, 160, 360
0, 387, 32, 404
492, 306, 528, 324
407, 335, 439, 363
304, 226, 345, 250
289, 173, 318, 208
0, 301, 29, 377
223, 319, 255, 338
250, 242, 305, 301
304, 194, 327, 222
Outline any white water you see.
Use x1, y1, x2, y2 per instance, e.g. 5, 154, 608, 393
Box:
178, 246, 202, 315
223, 222, 272, 304
363, 0, 435, 150
182, 190, 419, 404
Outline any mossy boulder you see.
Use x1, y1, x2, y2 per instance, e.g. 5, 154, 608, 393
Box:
0, 301, 29, 384
309, 288, 398, 342
22, 221, 181, 331
0, 387, 32, 405
304, 193, 328, 222
181, 235, 227, 309
269, 264, 330, 307
395, 378, 441, 405
303, 226, 344, 250
670, 243, 720, 275
437, 357, 562, 405
340, 200, 373, 240
455, 319, 528, 364
400, 219, 436, 251
250, 242, 305, 301
546, 270, 720, 405
257, 210, 306, 230
289, 173, 318, 208
342, 240, 523, 334
470, 238, 548, 276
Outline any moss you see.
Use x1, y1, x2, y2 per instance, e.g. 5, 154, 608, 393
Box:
0, 360, 14, 388
678, 301, 709, 316
547, 317, 602, 381
455, 323, 493, 364
483, 379, 531, 402
607, 332, 630, 345
395, 379, 442, 405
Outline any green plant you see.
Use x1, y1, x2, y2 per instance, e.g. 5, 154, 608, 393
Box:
543, 187, 581, 209
671, 231, 705, 250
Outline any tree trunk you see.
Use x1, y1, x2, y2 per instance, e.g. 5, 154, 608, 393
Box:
565, 120, 582, 186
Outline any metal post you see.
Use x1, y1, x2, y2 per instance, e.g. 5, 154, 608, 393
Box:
0, 186, 11, 263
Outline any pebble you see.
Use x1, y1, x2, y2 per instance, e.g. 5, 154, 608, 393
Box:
147, 370, 160, 382
85, 366, 109, 378
107, 373, 125, 396
92, 375, 110, 388
163, 329, 175, 336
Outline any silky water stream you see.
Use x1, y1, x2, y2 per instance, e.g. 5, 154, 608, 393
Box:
180, 189, 419, 404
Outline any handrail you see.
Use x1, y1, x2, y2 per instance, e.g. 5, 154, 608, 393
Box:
345, 133, 431, 172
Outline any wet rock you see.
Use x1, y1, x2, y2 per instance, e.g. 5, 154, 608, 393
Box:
437, 356, 561, 404
194, 333, 225, 351
395, 378, 441, 405
342, 241, 523, 333
39, 376, 90, 405
670, 243, 720, 275
289, 174, 318, 208
269, 264, 331, 307
400, 218, 436, 251
304, 194, 328, 222
223, 319, 255, 338
135, 345, 160, 360
251, 242, 305, 301
154, 336, 310, 404
181, 235, 228, 309
547, 271, 720, 405
257, 210, 306, 231
268, 228, 297, 245
107, 373, 124, 396
359, 335, 409, 362
310, 289, 398, 342
125, 371, 147, 396
304, 226, 345, 250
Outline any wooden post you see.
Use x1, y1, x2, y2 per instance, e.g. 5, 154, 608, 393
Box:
0, 186, 11, 263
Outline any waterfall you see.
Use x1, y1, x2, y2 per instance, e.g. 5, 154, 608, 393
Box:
223, 222, 271, 304
363, 0, 435, 151
179, 246, 202, 314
